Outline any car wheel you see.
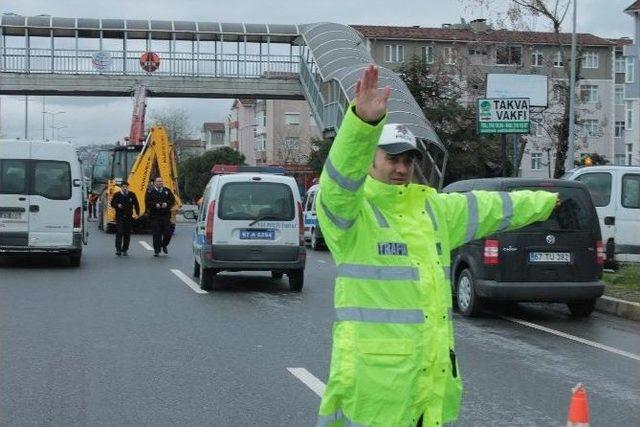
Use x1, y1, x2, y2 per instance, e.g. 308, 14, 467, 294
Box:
567, 299, 596, 318
456, 268, 483, 317
200, 265, 216, 291
311, 229, 320, 251
69, 253, 81, 267
271, 271, 284, 280
288, 269, 304, 292
193, 260, 200, 278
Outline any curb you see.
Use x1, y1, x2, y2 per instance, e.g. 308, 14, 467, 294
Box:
596, 296, 640, 321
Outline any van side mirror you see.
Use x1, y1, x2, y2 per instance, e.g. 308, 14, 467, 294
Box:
182, 210, 197, 221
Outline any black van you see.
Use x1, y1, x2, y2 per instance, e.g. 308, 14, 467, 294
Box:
443, 178, 605, 317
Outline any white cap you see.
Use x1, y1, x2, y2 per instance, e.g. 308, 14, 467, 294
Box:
377, 123, 422, 158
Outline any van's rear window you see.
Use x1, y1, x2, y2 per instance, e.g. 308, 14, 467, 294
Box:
508, 187, 593, 231
219, 182, 294, 221
0, 160, 28, 194
33, 161, 71, 200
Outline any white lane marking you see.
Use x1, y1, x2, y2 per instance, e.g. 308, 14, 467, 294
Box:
501, 315, 640, 362
139, 241, 153, 251
287, 368, 326, 397
170, 269, 208, 294
317, 259, 326, 264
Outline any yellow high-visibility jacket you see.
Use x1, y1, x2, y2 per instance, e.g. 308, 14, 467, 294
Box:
316, 105, 557, 427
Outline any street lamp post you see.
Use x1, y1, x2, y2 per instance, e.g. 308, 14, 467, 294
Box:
566, 0, 578, 173
45, 111, 65, 140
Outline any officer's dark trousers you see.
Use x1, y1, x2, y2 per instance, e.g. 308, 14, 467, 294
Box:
151, 216, 172, 253
115, 217, 133, 252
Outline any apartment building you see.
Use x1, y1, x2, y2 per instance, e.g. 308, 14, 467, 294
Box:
202, 122, 225, 151
229, 99, 321, 166
623, 1, 640, 166
353, 19, 630, 176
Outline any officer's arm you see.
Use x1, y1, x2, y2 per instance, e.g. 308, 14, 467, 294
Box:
145, 191, 152, 212
317, 104, 385, 250
167, 190, 176, 208
436, 190, 558, 250
110, 194, 118, 209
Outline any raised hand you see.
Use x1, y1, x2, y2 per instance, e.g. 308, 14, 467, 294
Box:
354, 65, 391, 123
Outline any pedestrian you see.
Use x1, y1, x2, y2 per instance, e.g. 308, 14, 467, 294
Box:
145, 176, 176, 257
315, 65, 560, 427
110, 181, 139, 257
88, 192, 98, 220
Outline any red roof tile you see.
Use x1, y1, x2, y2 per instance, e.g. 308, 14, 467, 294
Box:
608, 37, 634, 47
351, 25, 614, 46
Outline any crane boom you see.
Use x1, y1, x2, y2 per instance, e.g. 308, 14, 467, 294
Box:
127, 85, 148, 145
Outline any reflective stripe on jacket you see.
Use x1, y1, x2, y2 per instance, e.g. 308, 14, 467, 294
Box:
317, 104, 558, 427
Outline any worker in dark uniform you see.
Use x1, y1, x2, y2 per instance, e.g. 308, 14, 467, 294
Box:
110, 181, 140, 257
145, 176, 176, 257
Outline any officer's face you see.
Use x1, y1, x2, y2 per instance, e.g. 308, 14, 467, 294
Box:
370, 149, 415, 185
155, 178, 163, 187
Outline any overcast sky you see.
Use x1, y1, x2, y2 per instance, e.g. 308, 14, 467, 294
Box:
0, 0, 634, 146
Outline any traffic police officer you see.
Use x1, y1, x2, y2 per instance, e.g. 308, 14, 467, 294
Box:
110, 181, 140, 256
316, 65, 559, 427
146, 176, 176, 257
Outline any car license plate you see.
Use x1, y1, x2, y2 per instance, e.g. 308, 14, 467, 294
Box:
529, 252, 571, 263
239, 229, 275, 240
0, 211, 22, 220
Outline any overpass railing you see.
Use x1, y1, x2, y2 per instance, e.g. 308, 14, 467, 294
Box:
0, 47, 300, 78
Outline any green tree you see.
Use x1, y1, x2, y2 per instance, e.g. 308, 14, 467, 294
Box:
307, 137, 333, 175
397, 57, 505, 184
178, 147, 245, 202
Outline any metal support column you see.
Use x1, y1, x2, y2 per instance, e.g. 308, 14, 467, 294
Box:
195, 33, 200, 76
123, 30, 127, 74
75, 27, 79, 72
50, 29, 54, 72
25, 29, 30, 73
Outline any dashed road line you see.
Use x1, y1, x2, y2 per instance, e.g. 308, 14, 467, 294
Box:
287, 367, 326, 397
170, 269, 208, 294
501, 315, 640, 362
139, 241, 153, 251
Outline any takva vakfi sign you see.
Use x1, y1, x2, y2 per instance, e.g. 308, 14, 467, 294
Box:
477, 98, 530, 134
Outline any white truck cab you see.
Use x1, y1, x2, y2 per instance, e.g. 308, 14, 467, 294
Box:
564, 165, 640, 265
188, 167, 306, 291
0, 139, 88, 266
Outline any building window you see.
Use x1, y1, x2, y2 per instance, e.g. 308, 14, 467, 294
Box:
530, 119, 544, 137
384, 44, 405, 63
627, 145, 634, 166
580, 85, 599, 103
554, 51, 564, 67
615, 55, 626, 73
531, 50, 543, 67
531, 152, 543, 171
254, 134, 266, 151
581, 119, 599, 137
615, 86, 625, 105
285, 112, 300, 126
615, 121, 626, 138
495, 44, 522, 65
443, 47, 456, 65
581, 51, 599, 69
615, 154, 626, 165
421, 46, 434, 63
255, 111, 266, 127
627, 101, 634, 130
627, 58, 635, 83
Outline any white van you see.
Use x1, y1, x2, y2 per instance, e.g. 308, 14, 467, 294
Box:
0, 139, 88, 266
302, 184, 325, 250
564, 165, 640, 265
187, 170, 306, 291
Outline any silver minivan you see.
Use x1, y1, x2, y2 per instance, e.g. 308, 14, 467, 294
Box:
187, 171, 306, 291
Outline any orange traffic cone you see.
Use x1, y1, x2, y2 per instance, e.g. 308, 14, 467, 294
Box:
567, 383, 590, 427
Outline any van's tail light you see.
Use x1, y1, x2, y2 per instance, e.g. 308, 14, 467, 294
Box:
205, 201, 216, 245
73, 207, 82, 230
483, 239, 499, 265
297, 202, 304, 245
596, 240, 605, 265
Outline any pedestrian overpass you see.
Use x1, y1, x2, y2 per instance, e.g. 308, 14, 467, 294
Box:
0, 14, 447, 187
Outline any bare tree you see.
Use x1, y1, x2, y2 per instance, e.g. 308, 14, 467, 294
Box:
274, 122, 310, 164
148, 107, 194, 143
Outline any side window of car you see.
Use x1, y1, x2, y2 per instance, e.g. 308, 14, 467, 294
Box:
307, 191, 316, 213
621, 174, 640, 209
574, 172, 612, 207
